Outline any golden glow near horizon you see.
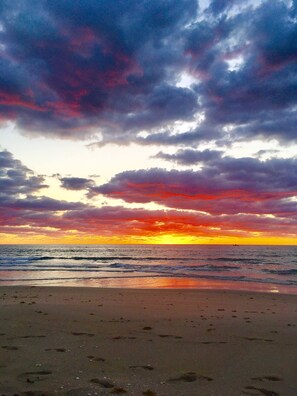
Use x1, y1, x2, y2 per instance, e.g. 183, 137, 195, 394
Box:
1, 231, 296, 245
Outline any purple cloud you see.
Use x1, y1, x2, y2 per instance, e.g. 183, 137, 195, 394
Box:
0, 150, 47, 199
1, 150, 296, 239
0, 0, 295, 145
92, 156, 297, 215
60, 177, 94, 190
154, 149, 222, 165
0, 0, 198, 139
0, 149, 83, 215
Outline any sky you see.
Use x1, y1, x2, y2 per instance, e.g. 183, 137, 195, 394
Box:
0, 0, 296, 244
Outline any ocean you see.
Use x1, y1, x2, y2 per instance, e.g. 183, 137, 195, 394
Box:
0, 244, 296, 294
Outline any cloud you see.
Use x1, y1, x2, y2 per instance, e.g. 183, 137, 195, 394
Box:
206, 0, 233, 15
1, 149, 296, 240
10, 197, 83, 212
92, 156, 297, 216
0, 149, 83, 217
189, 0, 297, 143
0, 149, 47, 199
154, 149, 222, 165
0, 0, 198, 140
0, 0, 295, 145
60, 177, 94, 190
1, 202, 296, 241
61, 205, 297, 238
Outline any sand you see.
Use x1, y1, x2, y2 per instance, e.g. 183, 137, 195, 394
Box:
0, 286, 296, 396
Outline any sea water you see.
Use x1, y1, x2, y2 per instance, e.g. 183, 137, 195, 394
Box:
0, 244, 296, 294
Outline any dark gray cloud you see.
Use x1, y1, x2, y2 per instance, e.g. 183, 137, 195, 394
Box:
207, 0, 232, 15
0, 0, 295, 145
0, 150, 47, 199
190, 0, 297, 143
11, 196, 82, 211
60, 177, 94, 190
154, 149, 222, 165
0, 149, 83, 213
0, 0, 198, 139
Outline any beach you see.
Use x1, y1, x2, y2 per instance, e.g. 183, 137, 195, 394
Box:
0, 286, 296, 395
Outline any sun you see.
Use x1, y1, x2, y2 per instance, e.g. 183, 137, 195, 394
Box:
147, 233, 201, 245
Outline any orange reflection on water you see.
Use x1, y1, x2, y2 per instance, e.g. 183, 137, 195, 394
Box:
63, 276, 294, 294
0, 269, 294, 294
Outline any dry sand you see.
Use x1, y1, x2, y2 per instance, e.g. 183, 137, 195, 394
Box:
0, 286, 296, 396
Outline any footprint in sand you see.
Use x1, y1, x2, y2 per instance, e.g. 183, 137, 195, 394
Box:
71, 332, 95, 337
20, 391, 51, 396
111, 387, 128, 394
244, 337, 274, 342
201, 341, 227, 344
45, 348, 66, 352
90, 378, 114, 388
65, 388, 102, 396
167, 372, 213, 383
142, 390, 157, 396
243, 385, 279, 396
18, 370, 52, 384
129, 365, 154, 371
2, 345, 19, 350
87, 355, 105, 362
251, 376, 282, 382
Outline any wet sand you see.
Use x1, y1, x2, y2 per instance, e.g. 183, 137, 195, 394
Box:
0, 286, 296, 396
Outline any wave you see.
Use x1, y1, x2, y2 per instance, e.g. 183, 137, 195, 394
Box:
0, 255, 188, 262
262, 269, 297, 276
0, 255, 272, 266
216, 257, 262, 264
0, 262, 240, 274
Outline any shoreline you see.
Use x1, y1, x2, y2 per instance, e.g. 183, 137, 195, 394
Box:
1, 277, 296, 295
1, 286, 297, 395
0, 283, 297, 296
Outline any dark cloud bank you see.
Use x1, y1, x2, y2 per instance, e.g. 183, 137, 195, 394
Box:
0, 0, 296, 144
